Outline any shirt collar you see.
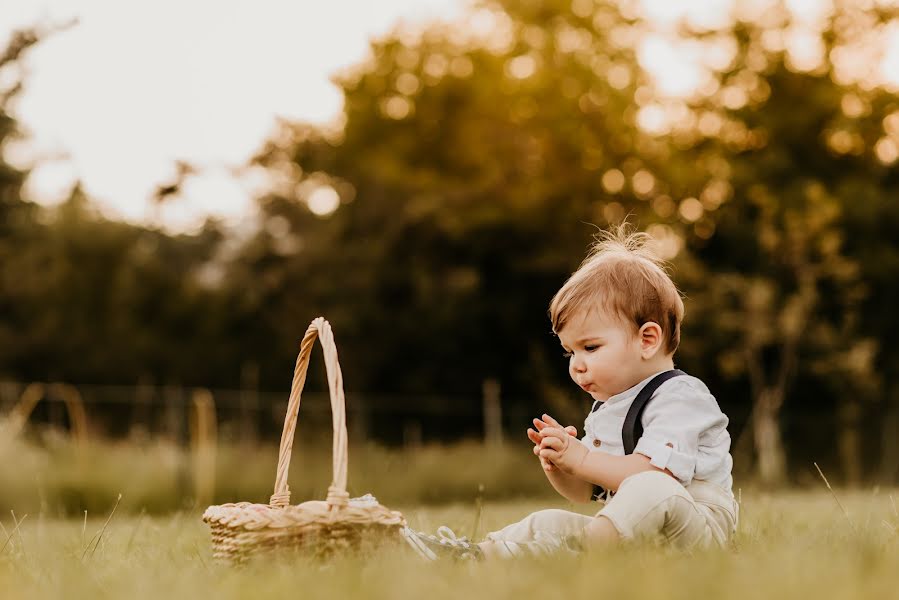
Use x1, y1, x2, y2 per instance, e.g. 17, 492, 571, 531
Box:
590, 370, 670, 412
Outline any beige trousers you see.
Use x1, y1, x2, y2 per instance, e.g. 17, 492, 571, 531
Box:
485, 471, 738, 549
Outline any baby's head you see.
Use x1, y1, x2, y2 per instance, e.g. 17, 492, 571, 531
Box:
548, 225, 685, 400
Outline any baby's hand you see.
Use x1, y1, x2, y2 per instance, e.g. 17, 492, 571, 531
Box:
539, 426, 589, 475
526, 414, 577, 473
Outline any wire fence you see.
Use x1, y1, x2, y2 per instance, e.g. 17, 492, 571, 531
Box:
0, 379, 526, 449
1, 379, 897, 486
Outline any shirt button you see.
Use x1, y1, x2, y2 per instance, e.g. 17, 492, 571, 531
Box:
593, 439, 601, 447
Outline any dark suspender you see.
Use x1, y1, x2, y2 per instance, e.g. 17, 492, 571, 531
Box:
590, 369, 686, 501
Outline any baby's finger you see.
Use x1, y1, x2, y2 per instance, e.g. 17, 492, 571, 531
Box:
539, 426, 565, 440
527, 428, 541, 444
540, 436, 564, 451
542, 414, 562, 428
564, 425, 578, 437
533, 418, 548, 431
540, 448, 559, 462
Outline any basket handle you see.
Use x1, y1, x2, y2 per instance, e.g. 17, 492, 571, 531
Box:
270, 317, 349, 509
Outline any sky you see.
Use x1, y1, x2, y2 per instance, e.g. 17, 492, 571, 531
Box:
2, 0, 897, 232
0, 0, 465, 231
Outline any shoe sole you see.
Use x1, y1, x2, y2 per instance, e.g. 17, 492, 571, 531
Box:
400, 526, 438, 561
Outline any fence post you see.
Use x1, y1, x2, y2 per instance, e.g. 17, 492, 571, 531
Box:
483, 378, 503, 448
190, 388, 217, 507
403, 419, 422, 450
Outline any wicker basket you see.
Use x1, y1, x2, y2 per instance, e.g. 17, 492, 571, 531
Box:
202, 317, 406, 563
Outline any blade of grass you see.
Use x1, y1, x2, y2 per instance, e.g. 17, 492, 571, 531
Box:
8, 512, 29, 562
191, 542, 209, 570
81, 510, 87, 550
813, 462, 854, 531
0, 514, 27, 555
125, 507, 146, 554
81, 493, 122, 561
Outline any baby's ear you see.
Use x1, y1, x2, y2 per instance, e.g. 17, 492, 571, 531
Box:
638, 322, 664, 358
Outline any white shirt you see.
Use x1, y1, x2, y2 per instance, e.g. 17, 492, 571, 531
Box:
579, 371, 734, 492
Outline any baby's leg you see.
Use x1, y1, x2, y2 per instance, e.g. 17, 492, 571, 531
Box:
589, 470, 729, 548
479, 508, 593, 558
582, 515, 620, 549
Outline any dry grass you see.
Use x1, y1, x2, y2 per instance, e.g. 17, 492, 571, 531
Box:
0, 436, 560, 515
0, 489, 897, 600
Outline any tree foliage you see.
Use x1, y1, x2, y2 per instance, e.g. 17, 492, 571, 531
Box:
3, 2, 899, 482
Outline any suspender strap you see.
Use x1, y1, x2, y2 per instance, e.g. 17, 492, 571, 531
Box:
590, 369, 686, 501
622, 369, 686, 455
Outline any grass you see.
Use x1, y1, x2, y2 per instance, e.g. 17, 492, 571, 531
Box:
0, 489, 897, 600
1, 436, 897, 598
0, 436, 558, 515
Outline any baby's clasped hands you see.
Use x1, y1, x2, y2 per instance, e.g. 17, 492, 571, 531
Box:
533, 414, 589, 475
526, 414, 587, 474
527, 414, 570, 472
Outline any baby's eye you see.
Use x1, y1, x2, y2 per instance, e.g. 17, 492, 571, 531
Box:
584, 345, 600, 352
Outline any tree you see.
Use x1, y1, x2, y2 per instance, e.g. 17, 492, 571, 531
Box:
244, 0, 677, 407
667, 2, 898, 484
0, 29, 45, 374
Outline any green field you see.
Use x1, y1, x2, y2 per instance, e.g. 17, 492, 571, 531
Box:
1, 490, 897, 600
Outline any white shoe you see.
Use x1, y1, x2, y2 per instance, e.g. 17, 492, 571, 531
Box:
401, 525, 484, 561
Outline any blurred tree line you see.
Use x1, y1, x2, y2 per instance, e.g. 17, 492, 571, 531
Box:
2, 0, 899, 485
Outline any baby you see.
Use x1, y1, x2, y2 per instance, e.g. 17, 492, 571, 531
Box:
402, 225, 737, 559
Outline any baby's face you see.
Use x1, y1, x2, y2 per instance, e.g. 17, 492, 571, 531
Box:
557, 308, 645, 402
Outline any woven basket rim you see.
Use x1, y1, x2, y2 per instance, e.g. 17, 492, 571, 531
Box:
202, 498, 406, 534
202, 500, 403, 519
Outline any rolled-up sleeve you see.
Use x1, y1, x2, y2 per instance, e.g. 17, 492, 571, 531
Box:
633, 381, 727, 486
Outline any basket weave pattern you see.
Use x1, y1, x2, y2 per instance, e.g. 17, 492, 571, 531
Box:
202, 317, 405, 563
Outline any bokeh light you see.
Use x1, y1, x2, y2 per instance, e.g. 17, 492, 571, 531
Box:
306, 184, 341, 216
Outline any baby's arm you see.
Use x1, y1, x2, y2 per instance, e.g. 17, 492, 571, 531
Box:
544, 455, 594, 503
527, 415, 593, 503
539, 428, 671, 492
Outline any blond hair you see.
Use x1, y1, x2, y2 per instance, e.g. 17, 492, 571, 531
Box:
549, 224, 685, 354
